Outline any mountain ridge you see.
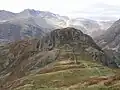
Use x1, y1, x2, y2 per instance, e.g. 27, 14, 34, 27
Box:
0, 27, 118, 90
0, 9, 114, 41
95, 19, 120, 67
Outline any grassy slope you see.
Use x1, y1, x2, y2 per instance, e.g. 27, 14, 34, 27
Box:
8, 56, 117, 90
1, 45, 120, 90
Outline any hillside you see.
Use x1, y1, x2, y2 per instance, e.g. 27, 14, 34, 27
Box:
3, 56, 119, 90
95, 19, 120, 66
0, 27, 118, 90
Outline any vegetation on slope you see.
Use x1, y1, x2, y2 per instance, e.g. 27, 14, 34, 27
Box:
3, 49, 117, 90
0, 27, 119, 90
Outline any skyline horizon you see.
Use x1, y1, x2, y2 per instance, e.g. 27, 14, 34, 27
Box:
0, 0, 120, 20
0, 8, 119, 21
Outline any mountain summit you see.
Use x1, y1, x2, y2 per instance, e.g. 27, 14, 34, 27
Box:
0, 9, 114, 42
0, 27, 118, 90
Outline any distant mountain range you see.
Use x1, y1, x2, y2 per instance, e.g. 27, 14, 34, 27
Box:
0, 9, 115, 41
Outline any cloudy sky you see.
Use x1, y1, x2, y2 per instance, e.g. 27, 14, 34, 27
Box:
0, 0, 120, 20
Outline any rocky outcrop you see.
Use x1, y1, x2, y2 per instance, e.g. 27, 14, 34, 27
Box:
95, 19, 120, 66
39, 27, 117, 67
0, 21, 45, 41
96, 19, 120, 47
0, 27, 118, 87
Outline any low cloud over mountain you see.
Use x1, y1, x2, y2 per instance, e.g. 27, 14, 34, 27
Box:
69, 3, 120, 21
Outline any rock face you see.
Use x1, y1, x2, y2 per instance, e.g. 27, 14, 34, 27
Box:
0, 28, 118, 88
68, 18, 114, 37
0, 9, 114, 42
0, 21, 45, 41
0, 9, 68, 41
96, 19, 120, 48
40, 27, 117, 67
0, 10, 16, 21
95, 19, 120, 66
68, 18, 101, 35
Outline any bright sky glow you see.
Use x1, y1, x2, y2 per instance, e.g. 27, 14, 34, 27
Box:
0, 0, 120, 20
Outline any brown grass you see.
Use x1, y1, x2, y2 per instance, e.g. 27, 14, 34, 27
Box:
84, 77, 108, 86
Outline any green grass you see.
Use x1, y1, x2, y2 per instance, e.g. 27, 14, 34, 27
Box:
12, 58, 114, 90
1, 39, 119, 90
9, 49, 117, 90
14, 84, 62, 90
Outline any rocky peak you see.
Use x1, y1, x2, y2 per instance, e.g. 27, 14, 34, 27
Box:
0, 28, 118, 87
19, 9, 60, 18
40, 27, 101, 51
96, 19, 120, 48
20, 9, 41, 16
95, 19, 120, 66
37, 27, 117, 68
0, 10, 16, 20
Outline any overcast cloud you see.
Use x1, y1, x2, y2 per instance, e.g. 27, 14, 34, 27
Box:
0, 0, 120, 20
70, 3, 120, 20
